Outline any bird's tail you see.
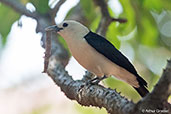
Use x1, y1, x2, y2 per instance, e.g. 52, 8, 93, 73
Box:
133, 74, 149, 97
134, 86, 149, 97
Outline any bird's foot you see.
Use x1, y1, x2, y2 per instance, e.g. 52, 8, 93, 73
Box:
86, 75, 107, 85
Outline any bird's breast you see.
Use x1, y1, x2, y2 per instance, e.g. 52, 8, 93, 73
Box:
65, 38, 105, 76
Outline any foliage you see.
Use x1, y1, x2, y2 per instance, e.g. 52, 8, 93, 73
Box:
0, 3, 20, 45
29, 0, 50, 14
75, 103, 107, 114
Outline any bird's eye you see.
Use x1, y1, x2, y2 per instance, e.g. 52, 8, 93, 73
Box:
63, 23, 68, 27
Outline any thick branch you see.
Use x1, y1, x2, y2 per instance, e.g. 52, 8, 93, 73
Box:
149, 59, 171, 102
47, 60, 135, 114
0, 0, 39, 19
132, 59, 171, 114
46, 58, 171, 114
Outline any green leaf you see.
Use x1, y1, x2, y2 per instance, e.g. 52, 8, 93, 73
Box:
143, 0, 162, 11
80, 0, 96, 22
0, 3, 20, 44
162, 0, 171, 10
118, 0, 136, 36
29, 0, 50, 14
139, 16, 158, 46
143, 0, 171, 11
75, 103, 107, 114
106, 23, 120, 49
90, 15, 101, 32
108, 6, 115, 17
129, 0, 159, 47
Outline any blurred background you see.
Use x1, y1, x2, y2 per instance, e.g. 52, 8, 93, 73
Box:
0, 0, 171, 114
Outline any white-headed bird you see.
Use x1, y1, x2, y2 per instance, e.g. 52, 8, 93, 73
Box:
46, 20, 149, 97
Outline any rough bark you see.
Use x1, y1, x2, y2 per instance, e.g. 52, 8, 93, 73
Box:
46, 56, 171, 114
47, 61, 135, 114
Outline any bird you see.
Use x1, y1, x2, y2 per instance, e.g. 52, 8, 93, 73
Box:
46, 20, 149, 97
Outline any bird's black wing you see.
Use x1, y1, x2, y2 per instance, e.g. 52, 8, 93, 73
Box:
84, 31, 147, 87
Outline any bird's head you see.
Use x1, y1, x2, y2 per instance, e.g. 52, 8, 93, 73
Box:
46, 20, 89, 40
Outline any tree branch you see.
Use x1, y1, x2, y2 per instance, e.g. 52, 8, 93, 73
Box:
46, 58, 171, 114
50, 0, 66, 23
149, 59, 171, 101
47, 60, 135, 114
0, 0, 39, 19
93, 0, 127, 36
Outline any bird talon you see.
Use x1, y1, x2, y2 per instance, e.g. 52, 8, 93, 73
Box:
86, 80, 100, 85
86, 75, 107, 85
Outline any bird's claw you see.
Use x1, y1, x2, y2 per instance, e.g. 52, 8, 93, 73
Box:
86, 79, 100, 85
86, 75, 107, 85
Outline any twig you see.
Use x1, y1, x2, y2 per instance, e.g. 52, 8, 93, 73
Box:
50, 0, 66, 24
93, 0, 127, 22
51, 0, 66, 15
42, 30, 52, 73
0, 0, 39, 19
112, 18, 127, 23
93, 0, 127, 36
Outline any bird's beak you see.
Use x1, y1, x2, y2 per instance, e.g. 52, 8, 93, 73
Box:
45, 25, 63, 32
